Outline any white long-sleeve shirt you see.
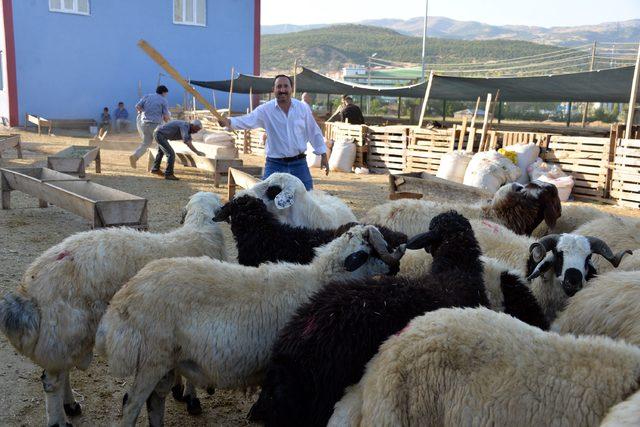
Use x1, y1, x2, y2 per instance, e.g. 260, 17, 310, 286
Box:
229, 99, 326, 158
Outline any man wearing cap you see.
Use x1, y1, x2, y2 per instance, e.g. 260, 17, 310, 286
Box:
151, 119, 204, 181
218, 74, 328, 190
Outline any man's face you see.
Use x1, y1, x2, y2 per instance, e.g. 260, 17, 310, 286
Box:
189, 125, 202, 134
273, 77, 292, 103
118, 103, 124, 109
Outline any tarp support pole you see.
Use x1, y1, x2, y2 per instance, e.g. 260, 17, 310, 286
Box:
417, 70, 434, 128
397, 97, 402, 119
327, 94, 331, 114
442, 100, 446, 123
625, 42, 640, 139
566, 102, 572, 127
582, 42, 597, 127
249, 86, 254, 112
228, 67, 235, 114
498, 101, 503, 124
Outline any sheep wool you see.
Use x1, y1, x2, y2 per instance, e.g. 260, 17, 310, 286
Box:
95, 225, 399, 426
0, 192, 227, 427
329, 307, 640, 427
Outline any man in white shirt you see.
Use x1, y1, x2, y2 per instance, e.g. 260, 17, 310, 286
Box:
218, 75, 328, 190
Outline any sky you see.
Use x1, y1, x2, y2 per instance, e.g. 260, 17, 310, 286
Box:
262, 0, 640, 27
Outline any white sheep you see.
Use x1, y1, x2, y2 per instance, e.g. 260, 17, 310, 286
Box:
363, 180, 561, 237
0, 192, 227, 427
531, 202, 610, 237
329, 307, 640, 427
95, 225, 404, 427
552, 271, 640, 346
240, 172, 356, 229
601, 389, 640, 427
571, 215, 640, 273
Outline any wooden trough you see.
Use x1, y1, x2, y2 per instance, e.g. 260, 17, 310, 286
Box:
0, 134, 22, 159
1, 167, 147, 229
227, 167, 263, 199
47, 145, 101, 178
389, 172, 493, 205
147, 140, 244, 187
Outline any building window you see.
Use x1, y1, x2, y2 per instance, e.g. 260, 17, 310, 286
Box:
49, 0, 90, 15
174, 0, 206, 26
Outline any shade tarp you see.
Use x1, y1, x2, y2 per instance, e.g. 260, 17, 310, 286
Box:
191, 66, 635, 103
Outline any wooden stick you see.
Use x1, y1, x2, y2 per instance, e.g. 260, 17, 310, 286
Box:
249, 86, 254, 112
418, 70, 435, 128
479, 93, 492, 150
137, 39, 225, 121
228, 67, 235, 114
470, 96, 481, 129
626, 42, 640, 139
458, 116, 468, 150
293, 58, 299, 97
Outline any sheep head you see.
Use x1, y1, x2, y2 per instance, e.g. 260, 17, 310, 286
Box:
182, 192, 223, 225
491, 181, 561, 236
526, 234, 632, 296
406, 211, 480, 260
213, 195, 272, 224
243, 173, 306, 211
322, 225, 406, 277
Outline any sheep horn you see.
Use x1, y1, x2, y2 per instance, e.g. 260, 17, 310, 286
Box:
526, 253, 555, 281
529, 234, 560, 263
586, 236, 632, 268
367, 227, 405, 266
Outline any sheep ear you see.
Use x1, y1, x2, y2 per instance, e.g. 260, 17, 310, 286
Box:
274, 189, 295, 209
542, 186, 562, 229
343, 250, 369, 272
406, 231, 436, 253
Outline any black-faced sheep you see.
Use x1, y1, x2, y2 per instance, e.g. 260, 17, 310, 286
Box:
240, 172, 357, 229
248, 211, 489, 427
0, 192, 227, 427
214, 194, 407, 267
329, 307, 640, 427
363, 180, 561, 236
95, 225, 405, 427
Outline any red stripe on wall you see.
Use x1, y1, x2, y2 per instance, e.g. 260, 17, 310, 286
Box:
2, 0, 18, 126
253, 0, 260, 76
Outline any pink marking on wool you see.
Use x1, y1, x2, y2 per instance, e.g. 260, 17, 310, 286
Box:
302, 317, 316, 337
481, 220, 500, 234
56, 250, 72, 261
395, 324, 411, 336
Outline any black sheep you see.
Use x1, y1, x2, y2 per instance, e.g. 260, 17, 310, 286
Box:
214, 195, 407, 267
248, 210, 489, 427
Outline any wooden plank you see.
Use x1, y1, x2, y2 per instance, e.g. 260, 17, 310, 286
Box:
417, 71, 434, 128
227, 167, 261, 199
0, 134, 22, 159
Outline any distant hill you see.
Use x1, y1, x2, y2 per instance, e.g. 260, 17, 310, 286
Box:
263, 18, 640, 46
261, 24, 565, 73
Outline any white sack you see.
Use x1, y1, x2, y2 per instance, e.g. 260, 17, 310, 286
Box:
436, 150, 473, 183
463, 150, 521, 194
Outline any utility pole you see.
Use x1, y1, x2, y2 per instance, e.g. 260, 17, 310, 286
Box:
421, 0, 429, 81
582, 42, 597, 127
367, 53, 377, 114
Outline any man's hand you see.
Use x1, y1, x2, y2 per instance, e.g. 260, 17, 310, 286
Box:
196, 150, 205, 157
320, 153, 329, 176
218, 117, 230, 128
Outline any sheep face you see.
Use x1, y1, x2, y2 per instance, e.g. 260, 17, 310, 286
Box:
319, 225, 405, 278
527, 234, 631, 297
491, 181, 561, 236
406, 210, 478, 258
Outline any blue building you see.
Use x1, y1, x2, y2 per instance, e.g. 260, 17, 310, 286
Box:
0, 0, 260, 126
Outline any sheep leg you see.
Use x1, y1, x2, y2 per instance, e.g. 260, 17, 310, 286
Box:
41, 370, 71, 427
121, 369, 166, 427
170, 375, 185, 402
146, 370, 175, 427
183, 380, 202, 416
62, 371, 82, 417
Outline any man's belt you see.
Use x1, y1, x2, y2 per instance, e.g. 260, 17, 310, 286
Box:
269, 153, 307, 162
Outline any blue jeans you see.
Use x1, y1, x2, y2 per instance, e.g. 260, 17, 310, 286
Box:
264, 157, 313, 190
152, 131, 176, 176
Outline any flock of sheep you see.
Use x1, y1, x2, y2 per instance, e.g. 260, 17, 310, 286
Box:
1, 172, 640, 427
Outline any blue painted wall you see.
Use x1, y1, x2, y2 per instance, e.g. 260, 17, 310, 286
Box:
10, 0, 254, 124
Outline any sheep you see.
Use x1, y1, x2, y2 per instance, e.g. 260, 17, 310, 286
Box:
363, 180, 561, 236
214, 194, 407, 267
531, 202, 610, 237
403, 218, 630, 325
240, 172, 357, 229
95, 225, 405, 427
328, 307, 640, 427
0, 192, 227, 427
248, 211, 490, 427
601, 389, 640, 427
552, 271, 640, 346
571, 215, 640, 273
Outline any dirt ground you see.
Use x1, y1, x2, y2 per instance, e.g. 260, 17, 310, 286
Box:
0, 129, 637, 426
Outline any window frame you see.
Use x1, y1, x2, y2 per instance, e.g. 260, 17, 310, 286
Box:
49, 0, 91, 16
173, 0, 206, 27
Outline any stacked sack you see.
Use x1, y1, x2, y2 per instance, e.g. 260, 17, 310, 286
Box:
499, 143, 541, 184
436, 151, 474, 183
463, 150, 521, 194
528, 158, 574, 201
